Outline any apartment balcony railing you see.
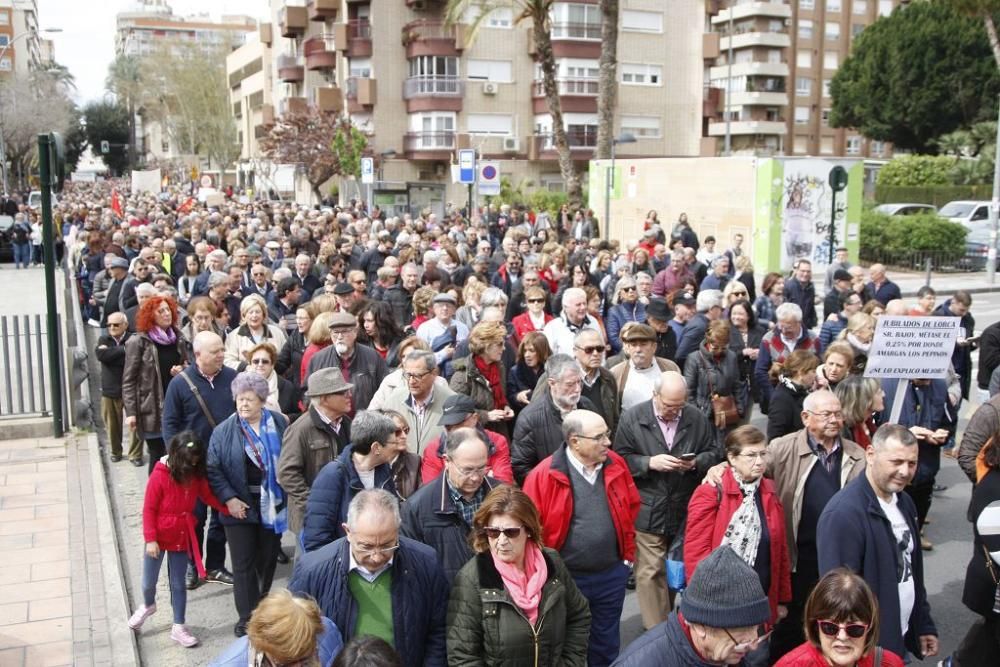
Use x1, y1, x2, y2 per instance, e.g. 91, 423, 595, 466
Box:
346, 76, 377, 106
533, 128, 599, 153
309, 0, 339, 21
401, 19, 465, 57
403, 75, 464, 98
404, 131, 457, 152
303, 34, 337, 71
348, 19, 372, 39
532, 78, 599, 97
550, 21, 602, 40
276, 54, 305, 83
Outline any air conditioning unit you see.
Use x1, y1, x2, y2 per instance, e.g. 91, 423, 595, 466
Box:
502, 136, 520, 152
482, 81, 498, 95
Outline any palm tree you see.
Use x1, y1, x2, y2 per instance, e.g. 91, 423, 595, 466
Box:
595, 0, 619, 161
445, 0, 583, 208
105, 54, 143, 169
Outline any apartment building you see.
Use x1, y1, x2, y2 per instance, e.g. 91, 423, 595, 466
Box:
115, 0, 256, 163
706, 0, 904, 158
0, 0, 43, 79
241, 0, 706, 206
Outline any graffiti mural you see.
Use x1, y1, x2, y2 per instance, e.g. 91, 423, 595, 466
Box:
779, 160, 847, 272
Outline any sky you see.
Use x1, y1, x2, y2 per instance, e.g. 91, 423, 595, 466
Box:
39, 0, 269, 105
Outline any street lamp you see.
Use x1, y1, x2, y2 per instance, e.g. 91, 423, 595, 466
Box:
604, 133, 636, 241
0, 27, 62, 195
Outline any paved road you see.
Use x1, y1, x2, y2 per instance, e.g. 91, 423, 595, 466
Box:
86, 288, 1000, 664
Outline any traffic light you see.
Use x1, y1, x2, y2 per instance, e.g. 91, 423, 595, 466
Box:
101, 140, 110, 154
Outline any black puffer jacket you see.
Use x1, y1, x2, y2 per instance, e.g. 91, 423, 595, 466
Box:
446, 549, 591, 667
400, 474, 502, 584
510, 393, 598, 485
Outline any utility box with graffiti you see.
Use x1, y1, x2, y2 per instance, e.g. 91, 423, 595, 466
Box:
588, 156, 864, 274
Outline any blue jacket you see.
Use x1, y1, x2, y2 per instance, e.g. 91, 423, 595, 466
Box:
818, 314, 847, 351
817, 473, 937, 658
606, 302, 646, 355
674, 313, 710, 370
208, 616, 343, 667
783, 276, 817, 329
162, 366, 238, 447
288, 536, 449, 667
301, 445, 396, 552
612, 611, 734, 666
207, 410, 289, 527
699, 273, 729, 293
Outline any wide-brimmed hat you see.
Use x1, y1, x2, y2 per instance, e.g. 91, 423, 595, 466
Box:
305, 367, 354, 397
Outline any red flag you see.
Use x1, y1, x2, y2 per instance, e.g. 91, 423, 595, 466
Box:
111, 189, 123, 218
178, 197, 195, 214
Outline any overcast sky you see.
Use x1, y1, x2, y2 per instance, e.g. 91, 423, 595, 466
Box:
40, 0, 269, 105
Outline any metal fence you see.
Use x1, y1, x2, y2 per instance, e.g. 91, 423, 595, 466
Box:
0, 313, 58, 419
858, 249, 983, 274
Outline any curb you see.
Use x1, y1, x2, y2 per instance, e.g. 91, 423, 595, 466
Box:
86, 432, 140, 667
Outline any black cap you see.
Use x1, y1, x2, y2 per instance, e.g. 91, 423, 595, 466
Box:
276, 276, 301, 297
673, 292, 696, 307
646, 297, 671, 321
438, 395, 477, 426
833, 269, 852, 283
333, 282, 355, 295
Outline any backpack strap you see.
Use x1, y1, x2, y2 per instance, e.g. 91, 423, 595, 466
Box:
179, 371, 217, 429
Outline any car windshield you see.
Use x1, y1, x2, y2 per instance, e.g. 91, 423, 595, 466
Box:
939, 202, 976, 218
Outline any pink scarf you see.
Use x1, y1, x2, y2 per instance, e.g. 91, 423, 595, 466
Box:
493, 541, 547, 626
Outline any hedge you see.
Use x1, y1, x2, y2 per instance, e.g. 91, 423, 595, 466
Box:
859, 210, 967, 260
874, 184, 993, 207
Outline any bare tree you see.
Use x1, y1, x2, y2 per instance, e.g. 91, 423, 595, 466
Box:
0, 72, 74, 189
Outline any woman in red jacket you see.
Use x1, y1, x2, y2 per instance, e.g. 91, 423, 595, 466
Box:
511, 286, 553, 345
127, 431, 229, 648
685, 425, 792, 663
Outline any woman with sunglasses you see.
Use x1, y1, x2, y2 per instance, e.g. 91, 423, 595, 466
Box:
447, 485, 591, 666
685, 425, 791, 666
376, 409, 421, 500
245, 343, 300, 424
606, 276, 645, 356
775, 568, 903, 667
450, 322, 516, 440
511, 286, 553, 346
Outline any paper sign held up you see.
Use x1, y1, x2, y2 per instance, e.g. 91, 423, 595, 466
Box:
864, 316, 961, 380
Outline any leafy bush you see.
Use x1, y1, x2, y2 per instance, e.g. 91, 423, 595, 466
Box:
876, 155, 956, 187
860, 210, 967, 259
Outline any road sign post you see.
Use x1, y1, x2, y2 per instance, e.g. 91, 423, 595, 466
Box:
828, 166, 848, 264
38, 132, 65, 437
458, 149, 476, 218
361, 156, 374, 213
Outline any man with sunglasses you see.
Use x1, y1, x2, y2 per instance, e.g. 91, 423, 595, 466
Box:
817, 424, 938, 661
613, 545, 772, 666
290, 489, 448, 667
95, 313, 135, 463
524, 409, 640, 667
401, 426, 502, 583
278, 369, 354, 542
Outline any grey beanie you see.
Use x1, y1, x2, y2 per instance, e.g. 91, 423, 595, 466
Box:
680, 545, 770, 629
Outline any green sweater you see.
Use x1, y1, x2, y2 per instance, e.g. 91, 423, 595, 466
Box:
348, 569, 394, 645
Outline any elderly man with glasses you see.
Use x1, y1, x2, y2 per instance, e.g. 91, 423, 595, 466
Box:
379, 350, 456, 456
290, 489, 448, 667
95, 313, 135, 463
524, 409, 640, 667
306, 312, 388, 416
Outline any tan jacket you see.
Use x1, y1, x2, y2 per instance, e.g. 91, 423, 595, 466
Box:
958, 396, 1000, 483
767, 428, 866, 569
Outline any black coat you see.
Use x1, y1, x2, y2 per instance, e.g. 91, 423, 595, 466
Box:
612, 401, 721, 536
964, 468, 1000, 619
306, 343, 388, 413
94, 332, 131, 399
385, 284, 416, 329
400, 474, 502, 584
510, 393, 598, 485
276, 330, 308, 387
674, 313, 710, 370
766, 379, 809, 442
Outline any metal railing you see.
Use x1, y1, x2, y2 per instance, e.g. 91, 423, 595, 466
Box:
550, 21, 602, 40
348, 19, 372, 39
404, 131, 457, 151
0, 314, 54, 419
859, 249, 981, 274
533, 127, 599, 152
532, 78, 599, 96
402, 75, 463, 98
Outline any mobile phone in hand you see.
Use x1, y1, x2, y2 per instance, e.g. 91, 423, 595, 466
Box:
680, 453, 697, 461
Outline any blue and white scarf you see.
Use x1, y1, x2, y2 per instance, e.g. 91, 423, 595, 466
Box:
239, 410, 287, 535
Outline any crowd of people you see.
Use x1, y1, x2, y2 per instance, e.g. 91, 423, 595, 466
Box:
47, 178, 1000, 666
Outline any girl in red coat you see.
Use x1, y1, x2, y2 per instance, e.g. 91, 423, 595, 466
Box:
685, 425, 792, 664
127, 431, 228, 648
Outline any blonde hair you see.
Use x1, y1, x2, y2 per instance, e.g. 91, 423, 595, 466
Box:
412, 286, 438, 317
247, 590, 324, 664
462, 279, 487, 307
469, 321, 508, 356
307, 312, 335, 345
240, 293, 268, 320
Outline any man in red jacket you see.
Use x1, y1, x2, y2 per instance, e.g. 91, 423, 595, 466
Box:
524, 409, 640, 667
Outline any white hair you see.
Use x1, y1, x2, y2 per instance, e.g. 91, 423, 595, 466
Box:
775, 302, 803, 322
696, 289, 723, 313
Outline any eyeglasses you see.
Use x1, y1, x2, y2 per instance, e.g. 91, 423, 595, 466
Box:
575, 345, 607, 355
403, 371, 432, 382
451, 463, 488, 478
527, 298, 545, 304
264, 653, 317, 667
806, 410, 844, 421
250, 358, 272, 366
108, 321, 127, 327
621, 286, 637, 292
354, 542, 400, 556
731, 291, 748, 297
353, 279, 366, 285
723, 627, 772, 652
738, 450, 769, 462
395, 426, 410, 436
576, 431, 611, 442
817, 620, 869, 639
482, 526, 524, 540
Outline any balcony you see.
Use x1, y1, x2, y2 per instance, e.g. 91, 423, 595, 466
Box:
719, 31, 791, 50
309, 0, 339, 21
703, 86, 724, 118
259, 22, 272, 46
346, 76, 377, 112
703, 32, 720, 60
276, 54, 305, 83
529, 128, 598, 159
312, 86, 343, 113
279, 96, 309, 117
711, 1, 792, 24
707, 119, 787, 136
280, 5, 308, 38
303, 35, 336, 71
403, 75, 464, 112
709, 60, 788, 79
728, 90, 789, 107
550, 21, 602, 58
345, 19, 372, 57
404, 131, 457, 160
531, 78, 598, 114
402, 19, 466, 58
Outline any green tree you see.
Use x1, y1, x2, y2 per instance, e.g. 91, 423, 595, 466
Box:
105, 54, 142, 169
831, 0, 1000, 152
446, 0, 583, 208
332, 121, 368, 202
875, 155, 956, 187
953, 1, 1000, 68
83, 101, 130, 176
63, 106, 87, 174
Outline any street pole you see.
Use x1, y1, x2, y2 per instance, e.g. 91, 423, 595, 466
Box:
829, 190, 837, 264
604, 141, 616, 241
989, 93, 1000, 285
38, 133, 63, 437
724, 5, 733, 156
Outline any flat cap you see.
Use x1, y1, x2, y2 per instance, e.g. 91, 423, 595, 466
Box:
333, 282, 355, 296
621, 322, 657, 342
328, 312, 357, 328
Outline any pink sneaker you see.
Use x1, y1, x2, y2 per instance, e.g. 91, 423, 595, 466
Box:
127, 604, 156, 630
170, 624, 199, 648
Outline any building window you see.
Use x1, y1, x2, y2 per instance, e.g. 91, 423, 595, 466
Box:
0, 35, 8, 47
410, 112, 457, 147
871, 140, 885, 156
486, 6, 513, 28
797, 50, 812, 68
349, 58, 372, 78
466, 113, 513, 135
827, 0, 842, 12
796, 77, 813, 96
825, 22, 840, 40
793, 136, 809, 153
878, 0, 893, 17
823, 79, 831, 97
621, 10, 663, 33
467, 59, 512, 82
620, 63, 662, 86
551, 3, 602, 40
799, 20, 814, 40
846, 135, 861, 155
620, 115, 661, 138
853, 0, 868, 14
821, 109, 831, 124
820, 137, 834, 154
0, 12, 9, 26
408, 55, 458, 78
800, 0, 815, 9
823, 51, 838, 69
795, 106, 810, 124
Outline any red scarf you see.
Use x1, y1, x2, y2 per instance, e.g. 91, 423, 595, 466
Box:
474, 355, 508, 410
